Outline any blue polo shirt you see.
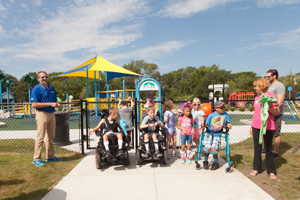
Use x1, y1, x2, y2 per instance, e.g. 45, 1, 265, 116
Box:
31, 83, 57, 113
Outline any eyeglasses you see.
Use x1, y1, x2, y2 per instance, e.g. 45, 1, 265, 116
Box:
266, 76, 271, 79
193, 104, 200, 106
217, 106, 224, 109
40, 76, 48, 79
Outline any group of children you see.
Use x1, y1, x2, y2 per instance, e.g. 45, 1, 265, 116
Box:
163, 98, 232, 170
88, 96, 232, 170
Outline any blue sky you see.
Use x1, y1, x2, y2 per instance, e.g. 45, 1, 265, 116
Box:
0, 0, 300, 80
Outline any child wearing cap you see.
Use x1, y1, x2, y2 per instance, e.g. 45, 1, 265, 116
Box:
203, 101, 232, 170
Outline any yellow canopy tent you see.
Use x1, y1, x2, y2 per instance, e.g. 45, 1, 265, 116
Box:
52, 55, 141, 98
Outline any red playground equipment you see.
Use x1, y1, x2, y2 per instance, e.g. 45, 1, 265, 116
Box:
228, 92, 255, 108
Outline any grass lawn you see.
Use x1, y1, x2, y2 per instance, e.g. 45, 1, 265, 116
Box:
0, 139, 85, 200
219, 133, 300, 200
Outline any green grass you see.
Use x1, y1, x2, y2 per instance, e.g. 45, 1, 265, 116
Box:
0, 139, 85, 200
219, 133, 300, 200
0, 116, 101, 131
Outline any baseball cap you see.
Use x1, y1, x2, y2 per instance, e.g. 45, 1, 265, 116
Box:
214, 101, 224, 108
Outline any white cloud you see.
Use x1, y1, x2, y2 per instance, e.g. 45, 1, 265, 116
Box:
0, 0, 150, 63
236, 28, 300, 51
158, 0, 241, 18
256, 0, 300, 8
104, 40, 194, 61
33, 0, 42, 6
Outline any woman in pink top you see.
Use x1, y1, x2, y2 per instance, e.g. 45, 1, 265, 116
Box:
249, 78, 280, 179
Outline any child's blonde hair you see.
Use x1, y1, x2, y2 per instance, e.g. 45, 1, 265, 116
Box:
147, 105, 156, 112
109, 107, 119, 115
192, 98, 201, 104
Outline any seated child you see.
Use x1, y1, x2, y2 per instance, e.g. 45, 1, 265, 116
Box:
88, 107, 124, 158
140, 105, 164, 158
118, 97, 134, 147
203, 101, 232, 170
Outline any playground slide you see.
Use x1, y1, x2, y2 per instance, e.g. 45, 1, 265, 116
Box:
290, 101, 300, 119
285, 101, 296, 119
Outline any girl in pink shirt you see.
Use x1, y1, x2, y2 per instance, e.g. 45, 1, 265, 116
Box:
177, 106, 195, 164
249, 78, 280, 180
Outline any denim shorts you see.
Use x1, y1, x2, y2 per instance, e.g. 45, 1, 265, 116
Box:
181, 135, 192, 145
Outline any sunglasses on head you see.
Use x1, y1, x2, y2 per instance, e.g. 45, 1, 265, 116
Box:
40, 76, 48, 79
193, 104, 200, 106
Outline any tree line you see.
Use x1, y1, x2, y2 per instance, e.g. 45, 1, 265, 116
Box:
1, 61, 299, 103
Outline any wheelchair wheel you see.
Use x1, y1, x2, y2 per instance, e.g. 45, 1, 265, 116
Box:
136, 149, 142, 165
163, 150, 167, 165
95, 153, 103, 169
225, 164, 233, 173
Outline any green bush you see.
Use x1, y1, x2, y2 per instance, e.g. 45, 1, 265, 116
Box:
229, 107, 236, 111
224, 106, 229, 111
248, 106, 254, 111
239, 107, 246, 112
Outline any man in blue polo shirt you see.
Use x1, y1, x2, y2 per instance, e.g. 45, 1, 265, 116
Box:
31, 71, 61, 166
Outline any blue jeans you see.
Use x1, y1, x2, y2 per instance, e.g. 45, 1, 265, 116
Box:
181, 135, 192, 145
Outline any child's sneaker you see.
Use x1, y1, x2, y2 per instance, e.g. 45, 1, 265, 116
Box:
155, 150, 162, 158
186, 157, 192, 164
171, 152, 177, 157
210, 162, 219, 170
180, 157, 185, 164
142, 151, 150, 158
46, 157, 62, 162
33, 159, 44, 166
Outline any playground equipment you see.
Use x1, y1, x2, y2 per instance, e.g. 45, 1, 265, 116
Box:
228, 92, 255, 108
208, 84, 229, 102
285, 101, 300, 119
136, 78, 162, 122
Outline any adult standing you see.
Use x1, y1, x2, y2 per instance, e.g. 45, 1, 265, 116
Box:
31, 71, 62, 166
266, 69, 286, 159
250, 78, 279, 179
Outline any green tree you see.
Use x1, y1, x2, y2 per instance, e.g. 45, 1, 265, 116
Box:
227, 72, 258, 94
14, 72, 38, 102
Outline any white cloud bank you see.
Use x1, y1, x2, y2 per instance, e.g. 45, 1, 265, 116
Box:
256, 0, 300, 8
159, 0, 241, 18
159, 0, 300, 18
236, 28, 300, 51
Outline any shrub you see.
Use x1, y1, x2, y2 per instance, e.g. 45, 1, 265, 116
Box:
229, 107, 236, 112
224, 106, 229, 111
248, 106, 254, 112
239, 107, 246, 112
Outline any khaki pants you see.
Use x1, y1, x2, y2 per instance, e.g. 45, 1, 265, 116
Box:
33, 110, 55, 160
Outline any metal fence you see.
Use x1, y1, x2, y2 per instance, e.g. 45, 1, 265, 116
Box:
0, 98, 299, 154
0, 101, 83, 153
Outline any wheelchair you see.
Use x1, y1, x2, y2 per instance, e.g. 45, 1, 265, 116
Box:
94, 119, 131, 169
136, 126, 168, 165
194, 122, 233, 173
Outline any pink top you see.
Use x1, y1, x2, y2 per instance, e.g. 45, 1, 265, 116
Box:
178, 116, 193, 135
251, 91, 278, 130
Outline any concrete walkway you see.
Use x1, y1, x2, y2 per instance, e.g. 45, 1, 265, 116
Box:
42, 150, 274, 200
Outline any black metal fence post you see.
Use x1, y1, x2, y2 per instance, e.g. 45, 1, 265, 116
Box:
80, 99, 84, 154
134, 98, 138, 154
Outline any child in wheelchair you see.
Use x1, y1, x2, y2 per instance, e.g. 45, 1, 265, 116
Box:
203, 101, 232, 170
140, 105, 165, 158
88, 107, 125, 158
